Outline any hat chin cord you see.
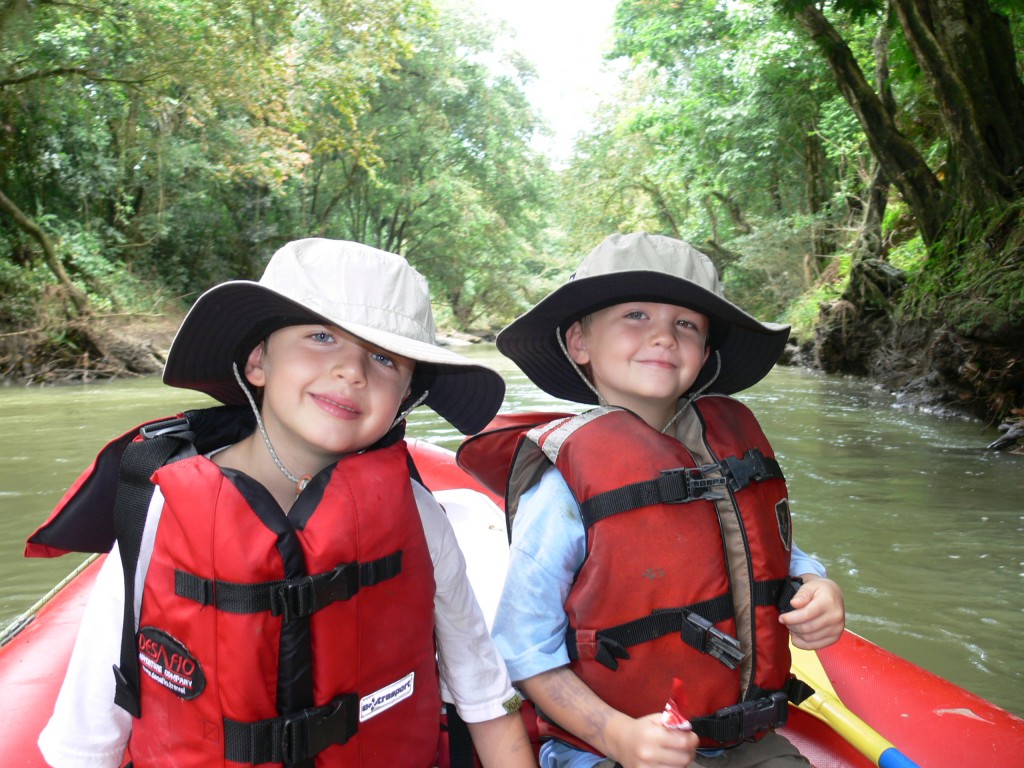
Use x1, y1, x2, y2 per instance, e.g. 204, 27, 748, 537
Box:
661, 350, 721, 434
389, 390, 429, 433
232, 363, 312, 496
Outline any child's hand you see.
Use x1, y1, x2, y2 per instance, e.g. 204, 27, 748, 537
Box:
606, 712, 699, 768
779, 575, 845, 649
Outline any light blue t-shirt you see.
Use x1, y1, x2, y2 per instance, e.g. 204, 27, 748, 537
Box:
491, 464, 827, 767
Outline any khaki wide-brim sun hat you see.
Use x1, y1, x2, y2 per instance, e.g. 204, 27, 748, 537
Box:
497, 232, 790, 403
163, 238, 505, 435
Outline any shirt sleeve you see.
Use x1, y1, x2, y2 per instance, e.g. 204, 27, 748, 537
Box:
412, 481, 519, 724
38, 488, 165, 768
37, 545, 133, 768
789, 540, 826, 579
490, 466, 585, 685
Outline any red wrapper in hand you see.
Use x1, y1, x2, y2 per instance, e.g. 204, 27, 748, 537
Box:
660, 677, 693, 731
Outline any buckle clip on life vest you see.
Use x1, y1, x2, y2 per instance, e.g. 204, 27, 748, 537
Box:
139, 416, 192, 440
659, 464, 728, 502
697, 691, 789, 744
281, 695, 358, 765
224, 693, 359, 764
270, 562, 363, 622
681, 611, 744, 670
708, 696, 786, 741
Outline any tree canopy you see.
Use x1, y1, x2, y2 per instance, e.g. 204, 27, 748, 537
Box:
0, 0, 550, 329
2, 0, 1022, 424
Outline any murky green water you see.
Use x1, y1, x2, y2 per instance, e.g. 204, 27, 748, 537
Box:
2, 347, 1021, 718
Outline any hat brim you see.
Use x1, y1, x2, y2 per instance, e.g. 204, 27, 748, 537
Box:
497, 271, 789, 402
163, 281, 505, 434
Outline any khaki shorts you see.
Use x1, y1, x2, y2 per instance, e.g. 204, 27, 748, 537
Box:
694, 733, 811, 768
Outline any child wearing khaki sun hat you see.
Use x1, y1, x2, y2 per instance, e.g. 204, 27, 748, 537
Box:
38, 238, 536, 768
163, 237, 505, 436
480, 233, 846, 767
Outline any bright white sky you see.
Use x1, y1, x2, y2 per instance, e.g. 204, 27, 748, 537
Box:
467, 0, 623, 163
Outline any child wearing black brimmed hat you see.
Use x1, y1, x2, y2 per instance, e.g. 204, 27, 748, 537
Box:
487, 233, 845, 767
38, 238, 535, 767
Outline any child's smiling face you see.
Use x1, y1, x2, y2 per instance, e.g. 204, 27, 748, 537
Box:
566, 301, 710, 428
245, 324, 415, 466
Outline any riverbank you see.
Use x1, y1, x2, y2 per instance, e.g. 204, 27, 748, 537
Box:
0, 311, 179, 386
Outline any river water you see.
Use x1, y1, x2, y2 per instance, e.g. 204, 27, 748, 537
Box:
1, 346, 1022, 718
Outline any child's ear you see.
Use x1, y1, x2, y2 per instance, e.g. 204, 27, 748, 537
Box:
565, 322, 590, 365
244, 342, 268, 387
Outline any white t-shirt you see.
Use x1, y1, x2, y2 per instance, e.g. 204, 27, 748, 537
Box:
38, 479, 515, 768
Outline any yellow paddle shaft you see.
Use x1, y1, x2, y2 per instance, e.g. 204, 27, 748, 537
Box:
796, 687, 899, 761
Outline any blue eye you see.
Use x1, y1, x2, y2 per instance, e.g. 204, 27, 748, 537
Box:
310, 331, 335, 343
371, 352, 395, 368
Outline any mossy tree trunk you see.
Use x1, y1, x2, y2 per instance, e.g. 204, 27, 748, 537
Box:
790, 0, 1024, 422
0, 188, 89, 316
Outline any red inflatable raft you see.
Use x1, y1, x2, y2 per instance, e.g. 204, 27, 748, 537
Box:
3, 439, 1023, 767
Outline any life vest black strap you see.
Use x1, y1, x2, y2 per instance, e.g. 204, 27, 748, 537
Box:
691, 677, 813, 745
691, 690, 789, 745
223, 693, 358, 765
748, 676, 815, 708
565, 576, 798, 675
566, 594, 742, 671
580, 448, 785, 527
175, 551, 403, 621
764, 576, 803, 613
112, 419, 199, 718
753, 577, 803, 612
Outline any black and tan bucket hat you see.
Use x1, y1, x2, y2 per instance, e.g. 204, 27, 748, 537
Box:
497, 232, 790, 403
163, 238, 505, 434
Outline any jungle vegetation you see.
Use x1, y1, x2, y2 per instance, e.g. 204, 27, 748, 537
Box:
1, 0, 1022, 427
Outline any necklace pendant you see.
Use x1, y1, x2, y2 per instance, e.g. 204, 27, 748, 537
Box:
296, 474, 312, 494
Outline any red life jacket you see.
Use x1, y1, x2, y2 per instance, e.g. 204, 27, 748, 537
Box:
27, 407, 442, 767
459, 396, 800, 750
131, 442, 441, 767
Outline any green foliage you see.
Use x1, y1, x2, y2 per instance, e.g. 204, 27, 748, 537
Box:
886, 233, 926, 274
0, 258, 43, 327
3, 0, 1023, 417
724, 217, 833, 323
302, 6, 554, 328
553, 0, 879, 353
0, 0, 551, 335
898, 203, 1024, 336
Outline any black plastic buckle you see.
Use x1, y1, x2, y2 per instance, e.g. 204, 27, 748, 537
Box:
140, 416, 191, 439
659, 465, 728, 502
280, 695, 358, 764
271, 575, 316, 621
321, 562, 361, 604
721, 450, 762, 490
270, 563, 361, 621
686, 464, 728, 500
682, 611, 744, 669
711, 691, 789, 740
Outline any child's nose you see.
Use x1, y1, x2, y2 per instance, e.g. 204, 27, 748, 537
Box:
333, 350, 366, 384
649, 322, 677, 346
